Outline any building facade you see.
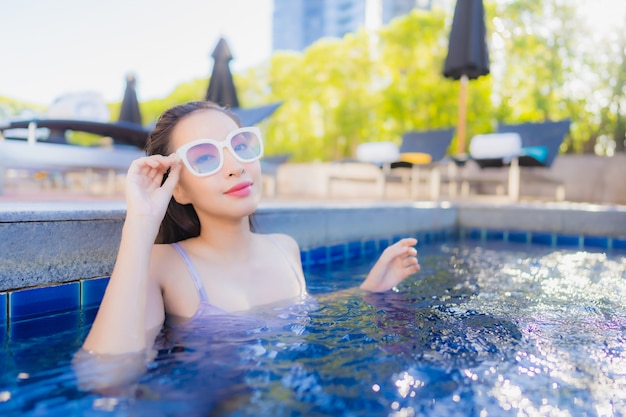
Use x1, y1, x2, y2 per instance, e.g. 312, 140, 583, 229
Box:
272, 0, 433, 52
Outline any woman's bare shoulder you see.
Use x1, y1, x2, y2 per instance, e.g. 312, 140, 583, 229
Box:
262, 233, 301, 252
151, 243, 177, 260
149, 243, 180, 280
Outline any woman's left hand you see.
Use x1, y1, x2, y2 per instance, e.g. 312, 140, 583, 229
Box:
125, 154, 181, 222
360, 238, 420, 292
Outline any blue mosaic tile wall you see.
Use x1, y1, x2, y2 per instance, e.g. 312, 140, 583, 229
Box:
299, 228, 456, 268
1, 277, 110, 329
0, 228, 456, 327
2, 226, 625, 327
460, 227, 626, 250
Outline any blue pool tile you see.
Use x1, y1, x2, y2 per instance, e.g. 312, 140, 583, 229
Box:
508, 231, 529, 244
309, 246, 328, 265
82, 277, 110, 307
82, 305, 100, 327
10, 310, 81, 342
439, 229, 450, 241
10, 282, 80, 322
613, 238, 626, 250
0, 292, 6, 326
0, 293, 5, 346
347, 241, 361, 260
584, 236, 609, 249
329, 244, 345, 263
391, 235, 404, 244
430, 230, 442, 242
531, 232, 554, 246
300, 250, 314, 268
363, 239, 377, 255
556, 234, 580, 247
378, 238, 390, 249
485, 230, 505, 241
467, 229, 482, 240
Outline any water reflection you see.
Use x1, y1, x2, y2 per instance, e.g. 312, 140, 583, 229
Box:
1, 242, 625, 416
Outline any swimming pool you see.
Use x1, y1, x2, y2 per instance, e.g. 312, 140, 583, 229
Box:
1, 201, 625, 416
1, 234, 625, 416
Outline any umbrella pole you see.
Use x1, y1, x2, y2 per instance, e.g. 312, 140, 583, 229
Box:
456, 74, 468, 154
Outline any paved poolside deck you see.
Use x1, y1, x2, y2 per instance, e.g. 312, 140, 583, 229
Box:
0, 182, 526, 206
1, 161, 625, 208
1, 175, 624, 295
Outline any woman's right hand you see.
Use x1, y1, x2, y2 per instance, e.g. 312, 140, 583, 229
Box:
124, 154, 182, 221
360, 238, 420, 292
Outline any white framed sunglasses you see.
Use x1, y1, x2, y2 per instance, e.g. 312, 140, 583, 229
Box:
175, 127, 264, 177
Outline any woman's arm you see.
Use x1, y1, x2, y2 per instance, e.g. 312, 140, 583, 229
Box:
81, 154, 181, 354
360, 238, 420, 292
274, 233, 418, 296
81, 218, 165, 354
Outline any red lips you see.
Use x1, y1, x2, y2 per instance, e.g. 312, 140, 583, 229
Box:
224, 181, 253, 197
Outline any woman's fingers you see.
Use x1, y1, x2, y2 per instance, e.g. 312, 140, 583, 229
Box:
125, 154, 182, 217
389, 239, 420, 275
403, 256, 420, 271
129, 154, 180, 185
360, 237, 421, 292
160, 155, 182, 194
131, 154, 175, 171
381, 238, 418, 261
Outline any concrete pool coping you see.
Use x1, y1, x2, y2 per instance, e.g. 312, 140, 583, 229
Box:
0, 200, 625, 293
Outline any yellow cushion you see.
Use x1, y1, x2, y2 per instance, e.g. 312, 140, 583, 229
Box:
399, 152, 432, 165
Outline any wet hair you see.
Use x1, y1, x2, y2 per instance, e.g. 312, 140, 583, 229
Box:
145, 101, 243, 244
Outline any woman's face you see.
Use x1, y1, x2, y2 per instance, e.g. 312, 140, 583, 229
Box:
170, 109, 262, 219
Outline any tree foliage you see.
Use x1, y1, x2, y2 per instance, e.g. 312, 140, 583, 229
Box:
5, 0, 623, 158
241, 0, 623, 160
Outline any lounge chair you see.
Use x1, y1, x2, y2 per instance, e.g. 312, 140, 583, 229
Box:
326, 128, 455, 199
458, 120, 570, 201
0, 120, 147, 195
326, 141, 398, 198
388, 128, 455, 199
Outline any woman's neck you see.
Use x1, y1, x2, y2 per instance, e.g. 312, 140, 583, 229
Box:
193, 215, 254, 258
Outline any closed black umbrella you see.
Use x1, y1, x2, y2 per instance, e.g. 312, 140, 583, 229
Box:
204, 37, 281, 126
205, 38, 240, 108
118, 73, 143, 126
443, 0, 490, 154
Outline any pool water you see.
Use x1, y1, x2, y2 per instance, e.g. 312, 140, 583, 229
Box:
1, 240, 625, 416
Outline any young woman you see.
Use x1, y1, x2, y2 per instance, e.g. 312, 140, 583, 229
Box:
81, 101, 420, 356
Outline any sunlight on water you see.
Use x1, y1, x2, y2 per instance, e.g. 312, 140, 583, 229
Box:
1, 241, 624, 416
452, 244, 626, 416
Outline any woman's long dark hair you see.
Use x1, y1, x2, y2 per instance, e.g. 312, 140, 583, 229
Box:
145, 101, 241, 244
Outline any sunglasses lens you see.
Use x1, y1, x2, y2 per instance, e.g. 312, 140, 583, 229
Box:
179, 129, 262, 176
231, 131, 262, 161
185, 143, 221, 175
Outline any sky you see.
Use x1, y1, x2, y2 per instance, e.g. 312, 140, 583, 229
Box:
1, 0, 273, 106
2, 0, 624, 108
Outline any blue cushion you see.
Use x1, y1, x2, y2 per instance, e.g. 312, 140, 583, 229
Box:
521, 146, 548, 163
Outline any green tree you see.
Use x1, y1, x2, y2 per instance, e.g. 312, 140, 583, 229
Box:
92, 0, 624, 159
256, 9, 492, 162
377, 9, 493, 152
490, 0, 624, 154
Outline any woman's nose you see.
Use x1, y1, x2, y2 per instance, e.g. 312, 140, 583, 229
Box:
222, 149, 245, 176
